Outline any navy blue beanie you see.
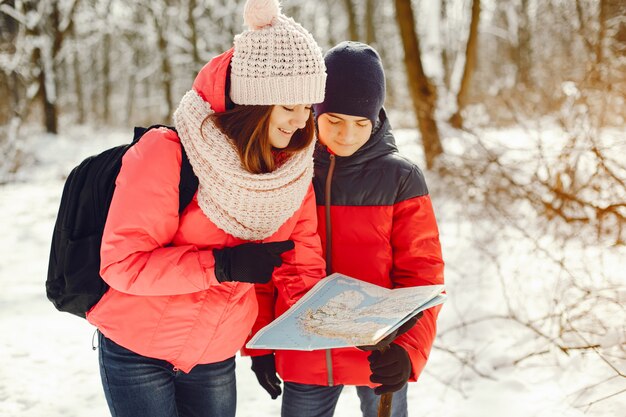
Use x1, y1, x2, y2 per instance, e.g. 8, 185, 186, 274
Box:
313, 41, 385, 124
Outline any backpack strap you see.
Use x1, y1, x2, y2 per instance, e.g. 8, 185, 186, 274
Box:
132, 124, 174, 143
179, 146, 199, 213
133, 125, 199, 214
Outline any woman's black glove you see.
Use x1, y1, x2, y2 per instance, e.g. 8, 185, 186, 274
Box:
213, 240, 294, 284
358, 311, 423, 351
251, 354, 282, 399
368, 343, 412, 394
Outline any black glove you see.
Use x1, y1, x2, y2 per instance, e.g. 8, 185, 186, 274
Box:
251, 354, 282, 399
358, 311, 423, 351
368, 343, 412, 395
213, 240, 294, 284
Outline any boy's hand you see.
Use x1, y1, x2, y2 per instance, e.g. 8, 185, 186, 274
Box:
368, 343, 411, 394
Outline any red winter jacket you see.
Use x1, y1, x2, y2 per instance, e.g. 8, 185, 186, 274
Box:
247, 110, 444, 386
87, 49, 326, 373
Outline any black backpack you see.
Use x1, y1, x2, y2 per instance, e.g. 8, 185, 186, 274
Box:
46, 125, 199, 318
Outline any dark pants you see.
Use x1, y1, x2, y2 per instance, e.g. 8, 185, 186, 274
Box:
282, 381, 408, 417
98, 332, 236, 417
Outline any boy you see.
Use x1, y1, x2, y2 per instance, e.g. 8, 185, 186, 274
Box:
250, 41, 445, 417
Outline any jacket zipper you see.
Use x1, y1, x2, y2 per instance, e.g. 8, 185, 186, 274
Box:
324, 155, 335, 276
324, 154, 336, 386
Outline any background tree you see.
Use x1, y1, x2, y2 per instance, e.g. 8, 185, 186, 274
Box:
342, 0, 358, 41
27, 0, 79, 133
517, 0, 532, 86
448, 0, 480, 129
0, 0, 624, 170
394, 0, 443, 168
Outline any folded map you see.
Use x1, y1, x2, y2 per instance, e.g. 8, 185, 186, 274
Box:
246, 273, 446, 351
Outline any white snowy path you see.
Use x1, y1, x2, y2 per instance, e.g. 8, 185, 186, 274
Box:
0, 127, 623, 416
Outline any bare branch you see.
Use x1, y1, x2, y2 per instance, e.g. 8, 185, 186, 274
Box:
0, 4, 27, 26
433, 345, 497, 380
564, 315, 626, 377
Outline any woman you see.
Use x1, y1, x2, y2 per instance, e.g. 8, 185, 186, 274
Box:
86, 1, 327, 416
247, 41, 445, 417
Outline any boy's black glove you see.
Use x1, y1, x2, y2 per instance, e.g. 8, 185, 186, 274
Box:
213, 240, 294, 284
368, 343, 412, 394
251, 354, 282, 399
358, 312, 423, 351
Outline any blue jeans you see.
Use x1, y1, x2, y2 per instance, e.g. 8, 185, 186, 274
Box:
282, 382, 408, 417
98, 332, 236, 417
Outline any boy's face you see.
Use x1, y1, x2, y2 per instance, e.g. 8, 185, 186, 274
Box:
317, 113, 372, 157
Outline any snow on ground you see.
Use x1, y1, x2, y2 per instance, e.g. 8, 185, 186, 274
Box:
0, 125, 624, 416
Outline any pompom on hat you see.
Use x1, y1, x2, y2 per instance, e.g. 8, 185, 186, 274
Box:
243, 0, 280, 29
230, 0, 327, 105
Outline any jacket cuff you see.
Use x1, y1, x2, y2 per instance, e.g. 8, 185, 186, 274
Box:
240, 347, 274, 357
198, 250, 221, 286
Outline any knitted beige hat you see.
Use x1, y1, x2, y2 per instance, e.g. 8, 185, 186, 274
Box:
230, 0, 326, 105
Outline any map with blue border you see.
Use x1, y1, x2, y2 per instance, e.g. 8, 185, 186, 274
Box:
246, 273, 446, 351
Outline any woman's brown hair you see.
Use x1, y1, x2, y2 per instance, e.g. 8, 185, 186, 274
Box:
206, 105, 315, 174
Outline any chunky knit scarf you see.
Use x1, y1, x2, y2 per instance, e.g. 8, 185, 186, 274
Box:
173, 90, 314, 241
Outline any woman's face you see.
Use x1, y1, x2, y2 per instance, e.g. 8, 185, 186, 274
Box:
268, 105, 312, 149
316, 113, 372, 157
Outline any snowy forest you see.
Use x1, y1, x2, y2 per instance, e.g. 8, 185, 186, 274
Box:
0, 0, 625, 416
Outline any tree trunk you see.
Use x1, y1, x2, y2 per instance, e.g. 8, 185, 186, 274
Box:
393, 0, 443, 169
45, 0, 62, 133
449, 0, 480, 129
342, 0, 359, 41
156, 21, 173, 120
27, 0, 79, 133
89, 46, 100, 124
365, 0, 376, 46
325, 0, 338, 47
125, 49, 139, 125
71, 30, 85, 124
517, 0, 532, 86
610, 0, 626, 40
597, 0, 606, 68
159, 37, 174, 121
5, 72, 18, 121
602, 0, 626, 98
25, 0, 58, 134
36, 47, 58, 134
574, 0, 594, 58
603, 0, 626, 57
99, 0, 112, 123
440, 0, 451, 90
188, 0, 202, 69
102, 32, 111, 123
